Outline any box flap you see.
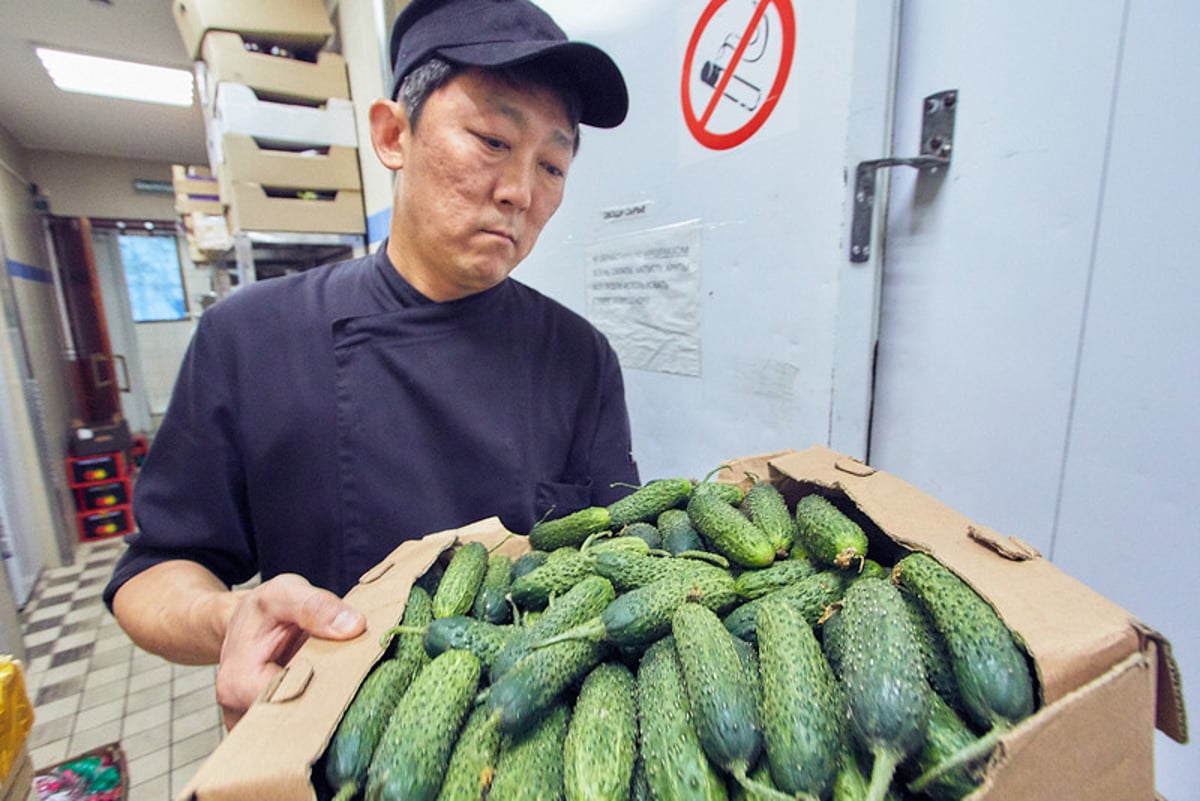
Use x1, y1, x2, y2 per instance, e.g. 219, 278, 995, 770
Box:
1134, 622, 1189, 744
764, 445, 1186, 737
179, 517, 520, 801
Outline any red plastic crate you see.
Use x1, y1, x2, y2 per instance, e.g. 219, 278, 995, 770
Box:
76, 505, 134, 542
67, 452, 128, 486
74, 478, 131, 511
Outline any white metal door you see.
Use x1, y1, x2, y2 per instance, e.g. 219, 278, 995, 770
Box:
524, 0, 898, 480
868, 2, 1197, 795
90, 228, 154, 435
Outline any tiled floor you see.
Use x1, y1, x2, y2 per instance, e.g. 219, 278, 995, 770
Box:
18, 537, 225, 799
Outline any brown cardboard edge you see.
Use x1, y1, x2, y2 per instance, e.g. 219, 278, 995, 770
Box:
179, 517, 524, 801
759, 444, 1187, 742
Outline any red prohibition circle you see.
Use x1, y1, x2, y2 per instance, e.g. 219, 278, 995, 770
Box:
681, 0, 796, 150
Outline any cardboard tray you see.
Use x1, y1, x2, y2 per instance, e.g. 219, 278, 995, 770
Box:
204, 82, 358, 166
173, 0, 333, 60
219, 177, 365, 236
177, 445, 1187, 801
216, 135, 361, 193
201, 31, 349, 106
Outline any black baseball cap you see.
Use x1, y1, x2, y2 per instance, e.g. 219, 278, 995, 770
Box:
389, 0, 629, 128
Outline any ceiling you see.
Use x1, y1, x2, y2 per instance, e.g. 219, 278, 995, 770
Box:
0, 0, 209, 165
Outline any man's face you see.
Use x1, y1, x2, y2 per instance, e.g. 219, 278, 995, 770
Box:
390, 68, 576, 301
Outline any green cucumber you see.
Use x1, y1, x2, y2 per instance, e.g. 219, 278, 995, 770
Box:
824, 578, 931, 801
794, 494, 869, 570
435, 704, 503, 801
508, 546, 594, 610
636, 637, 729, 801
741, 477, 799, 557
489, 703, 571, 801
563, 663, 638, 801
591, 548, 729, 593
607, 477, 694, 527
484, 635, 605, 736
512, 550, 549, 580
433, 541, 490, 619
903, 692, 983, 800
755, 597, 843, 799
365, 649, 482, 801
529, 505, 612, 551
687, 490, 775, 568
473, 553, 514, 624
620, 521, 663, 549
657, 508, 705, 555
722, 570, 846, 644
733, 557, 819, 600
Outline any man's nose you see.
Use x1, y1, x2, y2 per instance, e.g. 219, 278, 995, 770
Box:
495, 158, 534, 211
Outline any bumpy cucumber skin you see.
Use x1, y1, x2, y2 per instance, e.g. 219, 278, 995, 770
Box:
657, 508, 705, 555
893, 552, 1035, 730
422, 616, 514, 670
672, 602, 764, 776
600, 568, 739, 648
742, 479, 800, 556
733, 557, 819, 600
433, 541, 490, 619
365, 649, 482, 801
489, 703, 571, 801
485, 635, 606, 736
563, 663, 638, 801
511, 550, 549, 580
592, 548, 727, 593
723, 570, 846, 643
756, 598, 843, 798
687, 491, 775, 568
473, 553, 514, 624
490, 574, 615, 681
508, 546, 594, 610
637, 637, 730, 801
620, 521, 663, 549
607, 477, 694, 527
325, 657, 420, 796
393, 585, 434, 676
691, 481, 746, 505
794, 494, 869, 569
435, 704, 503, 801
902, 692, 982, 801
901, 591, 965, 715
827, 578, 931, 798
529, 505, 612, 551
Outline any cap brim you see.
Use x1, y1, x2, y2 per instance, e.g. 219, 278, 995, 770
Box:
438, 40, 628, 128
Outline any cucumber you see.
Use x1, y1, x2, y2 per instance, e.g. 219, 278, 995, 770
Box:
325, 656, 422, 801
825, 577, 931, 801
901, 591, 964, 716
489, 703, 571, 801
529, 505, 612, 551
671, 602, 769, 796
490, 574, 616, 681
540, 568, 739, 651
741, 477, 799, 558
733, 557, 819, 600
755, 597, 843, 799
473, 553, 514, 624
591, 548, 729, 593
687, 489, 775, 568
892, 552, 1034, 730
691, 480, 746, 506
508, 546, 594, 610
433, 541, 490, 619
657, 508, 705, 555
636, 637, 729, 801
512, 550, 549, 580
435, 704, 503, 801
620, 521, 663, 549
793, 494, 869, 570
365, 649, 482, 801
722, 570, 845, 644
607, 477, 694, 527
563, 663, 638, 801
416, 616, 515, 670
485, 631, 605, 735
903, 692, 983, 801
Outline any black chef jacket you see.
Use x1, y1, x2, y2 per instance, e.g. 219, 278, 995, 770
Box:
104, 244, 639, 603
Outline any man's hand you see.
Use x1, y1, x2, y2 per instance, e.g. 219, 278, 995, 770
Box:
215, 574, 366, 730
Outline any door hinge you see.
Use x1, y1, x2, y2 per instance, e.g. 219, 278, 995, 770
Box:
850, 89, 958, 262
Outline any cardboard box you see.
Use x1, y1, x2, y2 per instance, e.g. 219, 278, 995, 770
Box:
177, 446, 1187, 801
175, 191, 222, 217
217, 134, 361, 192
173, 0, 333, 60
201, 31, 349, 106
220, 175, 365, 235
171, 163, 217, 197
204, 82, 358, 170
184, 211, 234, 254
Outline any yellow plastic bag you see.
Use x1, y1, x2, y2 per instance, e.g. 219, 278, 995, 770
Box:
0, 656, 34, 781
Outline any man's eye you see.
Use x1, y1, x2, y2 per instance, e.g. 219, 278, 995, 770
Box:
479, 135, 508, 150
543, 162, 566, 179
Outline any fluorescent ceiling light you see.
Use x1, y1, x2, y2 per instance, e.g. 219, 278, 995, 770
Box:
36, 47, 194, 107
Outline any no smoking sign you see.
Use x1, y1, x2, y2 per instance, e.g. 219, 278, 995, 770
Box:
682, 0, 796, 150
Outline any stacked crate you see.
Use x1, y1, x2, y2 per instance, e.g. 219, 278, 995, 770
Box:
67, 450, 135, 542
172, 0, 366, 246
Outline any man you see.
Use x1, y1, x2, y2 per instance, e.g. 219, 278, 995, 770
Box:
104, 0, 639, 730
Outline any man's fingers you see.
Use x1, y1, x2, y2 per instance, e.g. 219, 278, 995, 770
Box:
253, 574, 367, 641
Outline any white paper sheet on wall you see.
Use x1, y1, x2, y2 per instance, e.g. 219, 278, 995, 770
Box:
585, 220, 702, 377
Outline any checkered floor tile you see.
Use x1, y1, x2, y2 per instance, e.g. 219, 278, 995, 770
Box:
18, 538, 225, 800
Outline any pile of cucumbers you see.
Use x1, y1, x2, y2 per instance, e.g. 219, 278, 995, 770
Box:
316, 473, 1038, 801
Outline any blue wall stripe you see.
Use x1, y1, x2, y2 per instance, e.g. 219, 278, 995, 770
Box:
367, 207, 391, 248
5, 259, 53, 285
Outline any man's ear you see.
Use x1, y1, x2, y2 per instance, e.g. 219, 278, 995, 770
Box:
369, 99, 409, 171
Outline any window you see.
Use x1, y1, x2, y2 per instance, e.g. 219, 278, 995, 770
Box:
118, 234, 187, 322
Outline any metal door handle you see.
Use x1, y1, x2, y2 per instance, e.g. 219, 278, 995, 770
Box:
113, 353, 131, 392
850, 89, 958, 262
90, 353, 113, 387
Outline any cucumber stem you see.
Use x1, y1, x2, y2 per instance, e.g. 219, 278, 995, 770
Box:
866, 748, 900, 801
378, 623, 428, 648
730, 762, 815, 801
906, 722, 1006, 793
529, 616, 607, 649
